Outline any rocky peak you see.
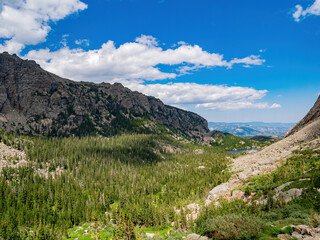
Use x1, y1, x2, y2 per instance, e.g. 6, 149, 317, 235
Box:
0, 52, 209, 139
286, 95, 320, 137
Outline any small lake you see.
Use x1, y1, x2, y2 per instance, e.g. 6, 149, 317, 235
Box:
228, 148, 258, 154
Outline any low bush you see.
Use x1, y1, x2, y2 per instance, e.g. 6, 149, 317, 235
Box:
310, 213, 320, 228
196, 214, 265, 240
265, 226, 293, 237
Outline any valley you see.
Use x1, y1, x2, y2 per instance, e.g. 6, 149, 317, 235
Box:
0, 129, 234, 239
0, 53, 319, 240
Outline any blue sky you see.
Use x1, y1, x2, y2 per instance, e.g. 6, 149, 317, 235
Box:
1, 0, 320, 123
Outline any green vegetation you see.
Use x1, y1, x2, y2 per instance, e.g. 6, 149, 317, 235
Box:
210, 133, 269, 151
0, 130, 232, 239
197, 214, 265, 240
0, 127, 318, 240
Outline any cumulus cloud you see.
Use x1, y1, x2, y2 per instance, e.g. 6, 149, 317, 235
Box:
0, 0, 273, 111
75, 39, 90, 46
22, 33, 275, 111
229, 55, 265, 68
293, 0, 320, 22
0, 0, 280, 112
0, 0, 87, 53
126, 82, 265, 104
118, 81, 281, 111
25, 35, 265, 82
196, 102, 281, 110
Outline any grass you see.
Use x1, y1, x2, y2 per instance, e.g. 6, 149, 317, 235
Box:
65, 224, 178, 240
210, 133, 270, 151
282, 179, 311, 192
65, 223, 113, 240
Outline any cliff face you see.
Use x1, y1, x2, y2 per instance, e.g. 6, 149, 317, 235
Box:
286, 95, 320, 137
0, 52, 209, 139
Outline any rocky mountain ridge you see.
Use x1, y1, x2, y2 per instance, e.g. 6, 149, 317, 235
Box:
0, 52, 209, 139
286, 95, 320, 136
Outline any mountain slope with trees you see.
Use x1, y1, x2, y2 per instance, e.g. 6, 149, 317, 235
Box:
0, 52, 208, 140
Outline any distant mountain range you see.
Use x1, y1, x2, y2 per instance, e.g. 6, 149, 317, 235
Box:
208, 122, 295, 137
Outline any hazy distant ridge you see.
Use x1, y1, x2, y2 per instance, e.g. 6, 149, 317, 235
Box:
208, 122, 295, 137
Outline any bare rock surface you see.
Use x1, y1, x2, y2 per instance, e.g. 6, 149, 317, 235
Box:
0, 142, 27, 170
277, 234, 292, 240
0, 141, 63, 178
290, 225, 320, 240
185, 233, 209, 240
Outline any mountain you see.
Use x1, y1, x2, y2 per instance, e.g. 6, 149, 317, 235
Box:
204, 95, 320, 240
286, 95, 320, 137
208, 122, 295, 137
0, 52, 209, 139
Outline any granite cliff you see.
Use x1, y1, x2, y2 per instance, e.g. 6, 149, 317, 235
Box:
0, 52, 209, 139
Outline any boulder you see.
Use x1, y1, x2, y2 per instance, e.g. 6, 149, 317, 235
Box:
273, 188, 304, 203
185, 233, 209, 240
291, 232, 303, 240
292, 225, 315, 236
277, 234, 292, 240
146, 233, 155, 238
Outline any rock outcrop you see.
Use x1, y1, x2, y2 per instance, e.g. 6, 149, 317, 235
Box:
0, 52, 209, 139
0, 142, 27, 171
286, 95, 320, 136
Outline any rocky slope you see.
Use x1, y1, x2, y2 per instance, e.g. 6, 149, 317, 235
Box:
206, 118, 320, 206
206, 96, 320, 205
286, 95, 320, 136
0, 52, 209, 139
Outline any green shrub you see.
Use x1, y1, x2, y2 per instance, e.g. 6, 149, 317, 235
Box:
265, 226, 293, 237
197, 214, 265, 240
312, 168, 320, 188
262, 204, 310, 224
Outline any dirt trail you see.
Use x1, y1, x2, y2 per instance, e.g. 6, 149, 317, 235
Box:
205, 118, 320, 205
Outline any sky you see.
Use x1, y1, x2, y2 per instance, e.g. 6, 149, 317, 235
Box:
0, 0, 320, 123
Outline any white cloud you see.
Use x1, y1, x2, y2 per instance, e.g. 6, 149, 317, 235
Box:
25, 36, 265, 82
293, 0, 320, 22
135, 35, 158, 47
121, 81, 280, 111
22, 34, 275, 111
0, 0, 87, 53
229, 55, 265, 68
0, 1, 280, 112
196, 102, 281, 110
75, 39, 90, 46
60, 34, 69, 47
